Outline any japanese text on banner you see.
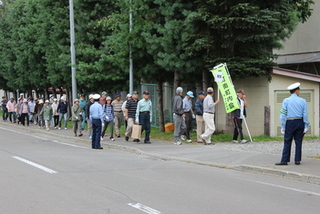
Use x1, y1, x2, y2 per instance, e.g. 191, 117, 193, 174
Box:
211, 64, 239, 113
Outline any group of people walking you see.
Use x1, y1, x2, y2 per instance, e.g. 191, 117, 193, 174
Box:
173, 86, 248, 145
0, 82, 309, 166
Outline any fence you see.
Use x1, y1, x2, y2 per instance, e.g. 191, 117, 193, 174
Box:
140, 83, 173, 128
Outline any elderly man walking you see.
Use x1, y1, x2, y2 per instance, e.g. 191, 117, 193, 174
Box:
173, 87, 186, 145
201, 87, 220, 145
112, 93, 124, 138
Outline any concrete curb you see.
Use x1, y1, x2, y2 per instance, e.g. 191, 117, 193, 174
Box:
3, 122, 320, 185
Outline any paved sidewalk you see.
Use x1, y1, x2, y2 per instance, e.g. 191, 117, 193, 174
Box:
2, 121, 320, 184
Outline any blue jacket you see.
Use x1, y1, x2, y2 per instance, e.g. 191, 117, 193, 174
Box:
195, 98, 204, 116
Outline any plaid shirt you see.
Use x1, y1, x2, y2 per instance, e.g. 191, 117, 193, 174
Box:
103, 104, 114, 122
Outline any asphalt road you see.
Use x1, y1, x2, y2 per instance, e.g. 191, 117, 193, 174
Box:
1, 126, 320, 214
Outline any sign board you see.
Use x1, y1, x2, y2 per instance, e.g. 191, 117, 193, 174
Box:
210, 64, 239, 113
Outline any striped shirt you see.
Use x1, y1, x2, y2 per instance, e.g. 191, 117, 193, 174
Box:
126, 99, 139, 119
111, 99, 123, 112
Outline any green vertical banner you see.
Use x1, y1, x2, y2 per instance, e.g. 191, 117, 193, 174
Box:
210, 64, 239, 113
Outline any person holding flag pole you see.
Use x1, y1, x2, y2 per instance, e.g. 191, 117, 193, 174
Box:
211, 63, 253, 143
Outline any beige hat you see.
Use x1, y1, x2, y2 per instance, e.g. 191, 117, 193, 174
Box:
207, 87, 214, 93
74, 99, 79, 103
39, 99, 44, 104
45, 100, 50, 103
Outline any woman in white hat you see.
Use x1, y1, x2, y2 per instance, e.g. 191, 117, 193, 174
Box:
40, 100, 53, 131
101, 96, 115, 141
71, 99, 83, 137
19, 99, 30, 126
51, 98, 59, 129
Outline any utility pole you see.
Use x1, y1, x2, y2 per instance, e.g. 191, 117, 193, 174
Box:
129, 0, 133, 94
69, 0, 77, 101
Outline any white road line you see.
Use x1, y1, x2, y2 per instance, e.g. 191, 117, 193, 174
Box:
12, 156, 57, 174
53, 141, 87, 149
255, 181, 320, 197
128, 203, 161, 214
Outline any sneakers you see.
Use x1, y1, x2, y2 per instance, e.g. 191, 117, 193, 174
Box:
174, 141, 182, 145
64, 127, 67, 130
186, 139, 192, 143
125, 136, 129, 141
180, 135, 186, 141
58, 127, 61, 130
110, 137, 115, 141
46, 128, 49, 131
133, 139, 140, 142
78, 133, 83, 137
240, 139, 248, 144
101, 136, 104, 141
232, 140, 239, 143
89, 135, 92, 139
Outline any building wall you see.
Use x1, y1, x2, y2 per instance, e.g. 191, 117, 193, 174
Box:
215, 77, 269, 137
269, 74, 319, 136
274, 1, 320, 56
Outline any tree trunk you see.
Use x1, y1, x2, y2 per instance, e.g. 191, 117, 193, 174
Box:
202, 69, 209, 91
157, 80, 165, 132
44, 87, 49, 101
52, 87, 56, 99
173, 69, 180, 93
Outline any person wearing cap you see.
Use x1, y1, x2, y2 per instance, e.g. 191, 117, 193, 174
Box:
195, 91, 206, 143
101, 96, 115, 141
52, 98, 59, 129
79, 94, 87, 131
276, 82, 309, 166
35, 99, 45, 128
1, 96, 8, 121
122, 94, 132, 130
125, 91, 139, 142
18, 93, 24, 101
19, 99, 30, 126
231, 89, 249, 144
27, 98, 36, 124
15, 98, 23, 124
6, 98, 16, 123
40, 100, 53, 131
181, 91, 195, 143
201, 87, 220, 145
111, 93, 124, 138
173, 87, 186, 145
89, 94, 104, 149
99, 91, 108, 106
86, 94, 95, 139
71, 99, 83, 137
135, 91, 152, 144
57, 96, 68, 130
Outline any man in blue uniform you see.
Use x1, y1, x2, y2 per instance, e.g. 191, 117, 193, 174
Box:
89, 94, 104, 149
276, 82, 309, 165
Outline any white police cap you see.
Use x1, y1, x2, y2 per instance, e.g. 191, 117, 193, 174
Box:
92, 94, 101, 99
287, 82, 300, 90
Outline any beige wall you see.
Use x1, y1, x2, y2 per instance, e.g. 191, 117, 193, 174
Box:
215, 75, 319, 137
274, 1, 320, 55
269, 74, 319, 136
215, 77, 269, 137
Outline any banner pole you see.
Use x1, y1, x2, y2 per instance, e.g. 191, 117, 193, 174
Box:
243, 117, 253, 142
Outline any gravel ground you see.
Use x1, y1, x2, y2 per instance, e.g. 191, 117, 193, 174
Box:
215, 139, 320, 157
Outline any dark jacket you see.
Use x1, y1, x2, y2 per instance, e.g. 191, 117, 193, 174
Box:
173, 95, 184, 115
231, 97, 246, 118
57, 101, 68, 114
85, 101, 93, 119
195, 98, 204, 116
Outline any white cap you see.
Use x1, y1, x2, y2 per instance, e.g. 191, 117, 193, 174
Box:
45, 100, 50, 103
106, 96, 112, 101
92, 94, 101, 99
176, 87, 183, 93
89, 94, 93, 99
287, 82, 300, 90
60, 96, 66, 101
126, 94, 132, 98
